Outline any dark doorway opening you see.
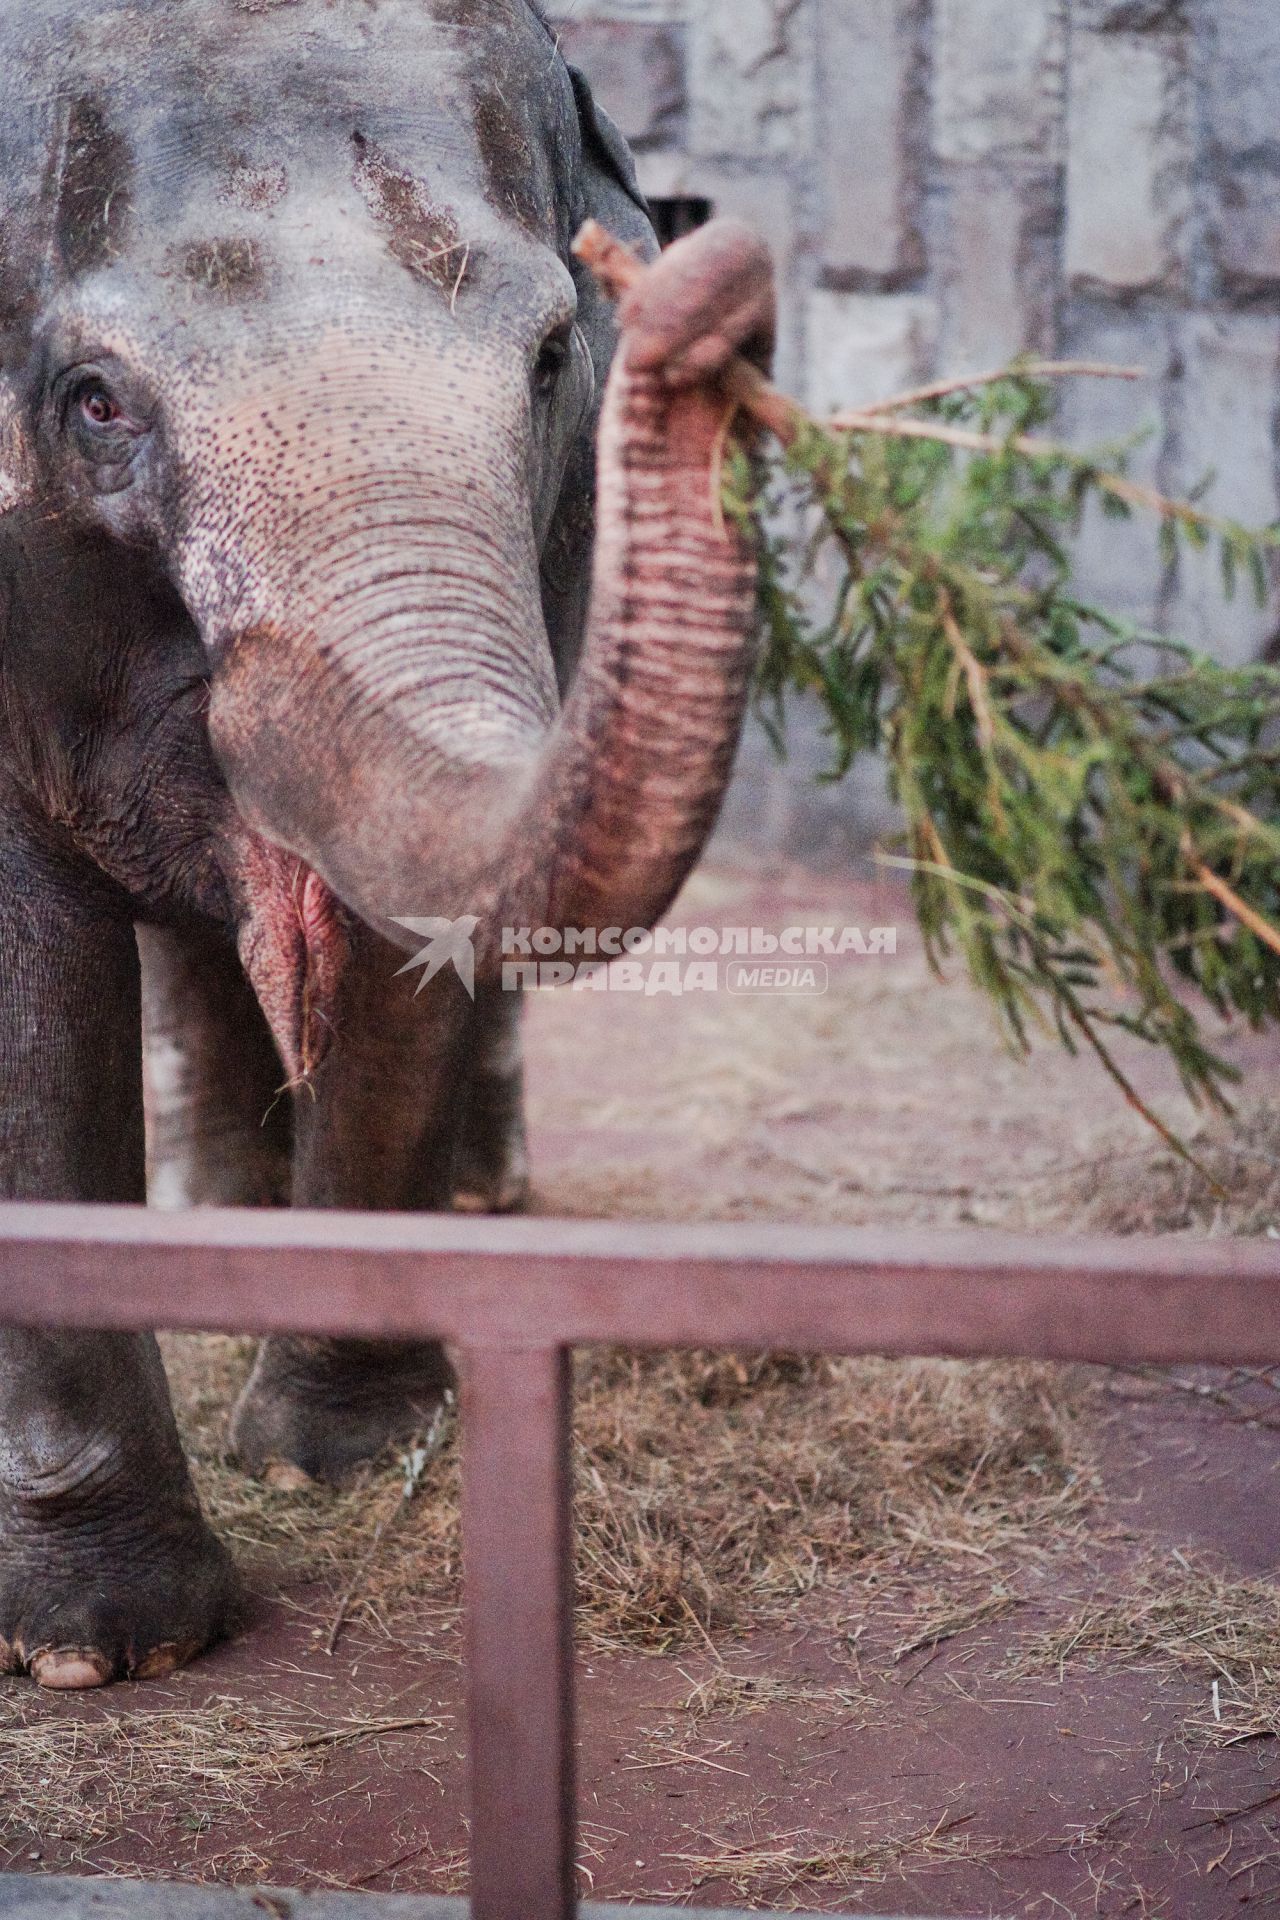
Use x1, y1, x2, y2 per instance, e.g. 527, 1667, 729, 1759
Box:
648, 195, 715, 248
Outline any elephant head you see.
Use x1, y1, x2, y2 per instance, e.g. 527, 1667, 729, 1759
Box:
0, 0, 772, 1071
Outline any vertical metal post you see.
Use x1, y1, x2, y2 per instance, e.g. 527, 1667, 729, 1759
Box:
462, 1343, 577, 1920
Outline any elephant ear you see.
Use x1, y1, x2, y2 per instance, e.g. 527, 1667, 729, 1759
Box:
566, 61, 658, 390
567, 65, 657, 260
540, 63, 659, 689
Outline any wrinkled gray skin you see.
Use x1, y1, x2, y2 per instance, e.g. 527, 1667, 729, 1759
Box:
0, 0, 772, 1687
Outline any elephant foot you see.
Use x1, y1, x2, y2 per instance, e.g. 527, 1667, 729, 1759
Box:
0, 1492, 237, 1691
231, 1336, 454, 1485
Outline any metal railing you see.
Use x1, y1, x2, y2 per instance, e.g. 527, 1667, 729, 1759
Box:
2, 1202, 1279, 1920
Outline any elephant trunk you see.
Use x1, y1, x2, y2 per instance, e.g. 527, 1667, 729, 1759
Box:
512, 361, 758, 945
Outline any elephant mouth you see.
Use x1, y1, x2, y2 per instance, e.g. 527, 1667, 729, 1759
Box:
234, 836, 349, 1087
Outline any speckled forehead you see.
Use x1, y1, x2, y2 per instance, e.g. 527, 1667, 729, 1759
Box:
9, 0, 577, 256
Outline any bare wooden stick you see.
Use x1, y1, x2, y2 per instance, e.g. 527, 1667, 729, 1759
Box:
826, 409, 1218, 532
1192, 859, 1280, 962
863, 360, 1147, 415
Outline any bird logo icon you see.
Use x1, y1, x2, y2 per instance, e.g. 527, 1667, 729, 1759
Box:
392, 917, 482, 1000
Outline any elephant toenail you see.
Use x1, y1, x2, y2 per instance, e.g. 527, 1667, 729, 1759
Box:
132, 1640, 199, 1681
262, 1460, 315, 1491
31, 1649, 112, 1690
0, 1635, 19, 1675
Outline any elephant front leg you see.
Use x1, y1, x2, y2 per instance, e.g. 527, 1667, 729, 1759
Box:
0, 857, 237, 1686
140, 919, 292, 1209
231, 924, 472, 1485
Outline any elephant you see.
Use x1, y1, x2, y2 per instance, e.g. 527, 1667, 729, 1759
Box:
0, 0, 774, 1689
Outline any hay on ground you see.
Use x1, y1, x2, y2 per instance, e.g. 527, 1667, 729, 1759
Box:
1007, 1555, 1280, 1747
162, 1337, 1091, 1656
1045, 1098, 1280, 1238
0, 1695, 447, 1854
654, 1808, 995, 1905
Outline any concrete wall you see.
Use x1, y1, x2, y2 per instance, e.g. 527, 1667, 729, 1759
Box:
552, 0, 1280, 858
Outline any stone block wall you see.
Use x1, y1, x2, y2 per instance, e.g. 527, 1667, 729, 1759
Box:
551, 0, 1280, 857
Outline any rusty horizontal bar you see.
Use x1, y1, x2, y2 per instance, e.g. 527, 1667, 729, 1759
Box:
0, 1202, 1278, 1368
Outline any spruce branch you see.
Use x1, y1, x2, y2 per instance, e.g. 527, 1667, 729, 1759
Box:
575, 223, 1280, 1160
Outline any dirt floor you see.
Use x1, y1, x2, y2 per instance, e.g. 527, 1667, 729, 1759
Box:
4, 860, 1280, 1916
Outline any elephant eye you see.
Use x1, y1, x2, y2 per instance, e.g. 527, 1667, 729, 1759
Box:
66, 374, 143, 441
533, 328, 571, 398
80, 385, 122, 428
